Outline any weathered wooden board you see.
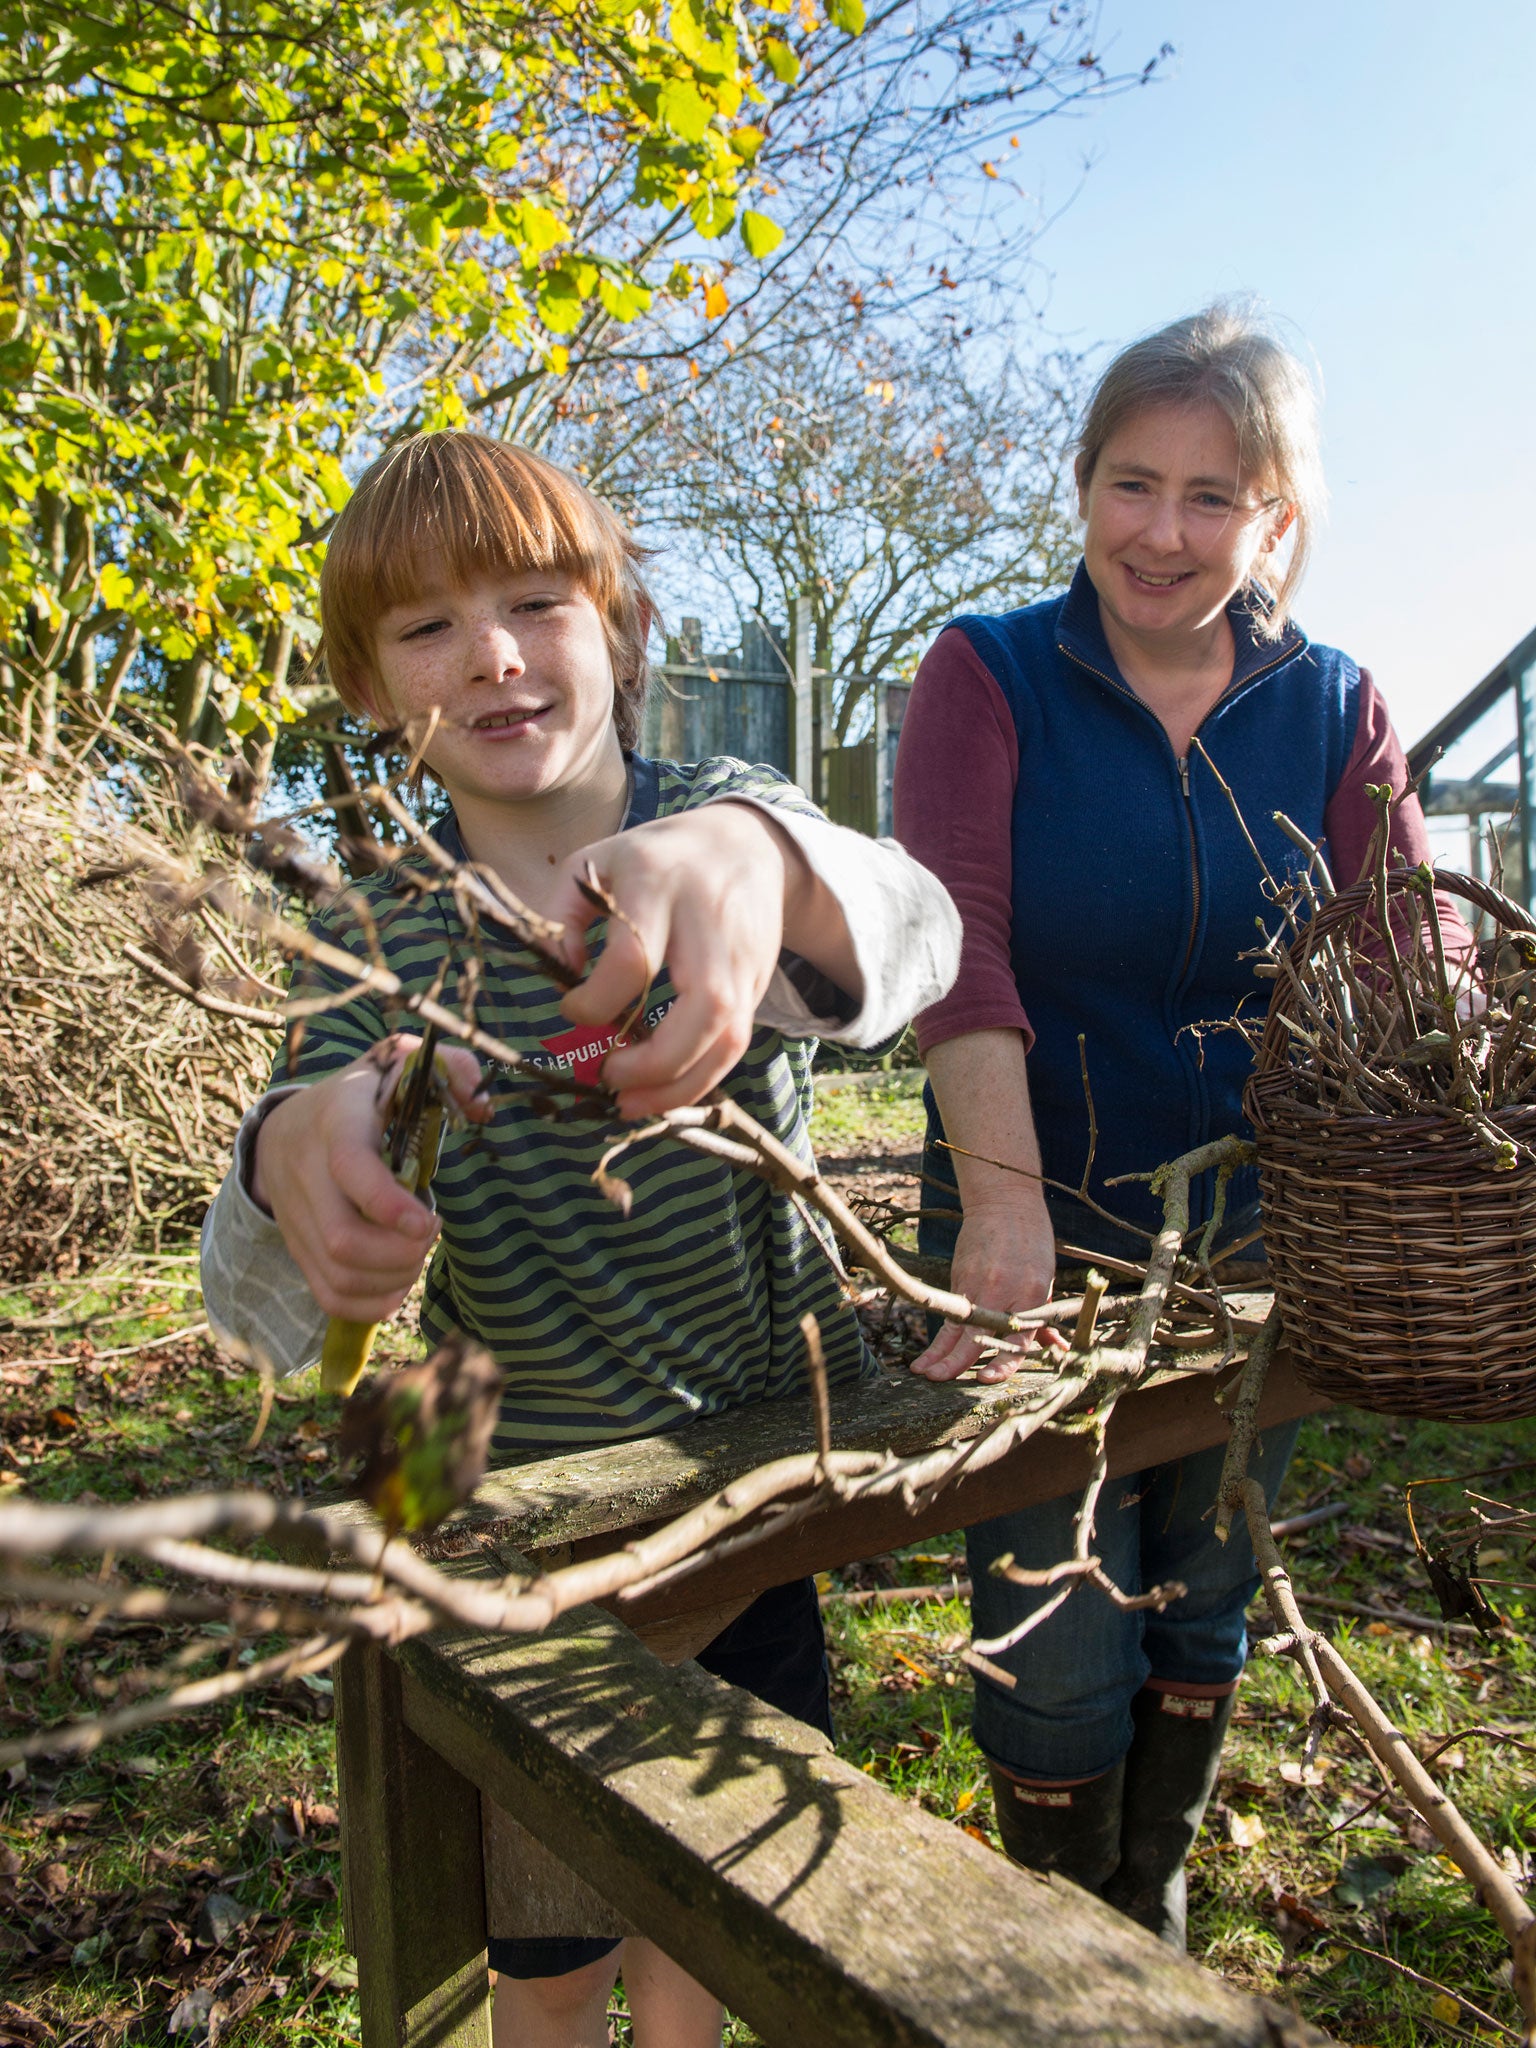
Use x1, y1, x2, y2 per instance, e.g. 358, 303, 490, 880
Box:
483, 1796, 636, 1942
449, 1294, 1294, 1557
449, 1364, 1066, 1552
398, 1596, 1328, 2048
414, 1294, 1321, 1633
607, 1344, 1321, 1630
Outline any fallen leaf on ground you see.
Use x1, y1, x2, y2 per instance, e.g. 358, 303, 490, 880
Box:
1280, 1760, 1329, 1786
195, 1891, 245, 1947
1272, 1890, 1329, 1932
167, 1986, 214, 2040
1332, 1852, 1409, 1907
0, 2000, 50, 2041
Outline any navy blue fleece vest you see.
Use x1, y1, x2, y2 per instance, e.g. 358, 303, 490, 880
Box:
921, 564, 1363, 1260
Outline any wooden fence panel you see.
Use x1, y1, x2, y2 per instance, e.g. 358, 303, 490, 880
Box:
643, 668, 792, 773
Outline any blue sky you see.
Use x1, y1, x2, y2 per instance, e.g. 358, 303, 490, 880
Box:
1001, 0, 1536, 752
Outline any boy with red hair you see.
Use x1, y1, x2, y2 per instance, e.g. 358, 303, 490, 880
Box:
203, 431, 959, 2044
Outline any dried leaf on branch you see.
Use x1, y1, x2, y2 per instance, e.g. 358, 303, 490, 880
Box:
340, 1336, 504, 1538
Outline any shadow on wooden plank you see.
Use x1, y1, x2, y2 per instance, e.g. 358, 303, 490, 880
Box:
395, 1595, 1329, 2048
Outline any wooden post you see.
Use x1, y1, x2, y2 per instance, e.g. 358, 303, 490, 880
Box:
873, 678, 890, 837
1516, 653, 1536, 913
335, 1642, 493, 2048
789, 590, 814, 800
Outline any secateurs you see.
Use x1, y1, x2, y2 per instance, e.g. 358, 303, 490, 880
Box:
319, 1023, 461, 1397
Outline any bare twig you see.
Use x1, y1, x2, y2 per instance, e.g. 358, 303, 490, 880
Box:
1242, 1477, 1536, 2041
0, 1632, 349, 1767
801, 1311, 832, 1478
820, 1578, 971, 1608
1071, 1269, 1108, 1352
1327, 1725, 1536, 1837
1213, 1300, 1286, 1541
2, 1321, 211, 1372
1322, 1940, 1520, 2044
122, 942, 284, 1029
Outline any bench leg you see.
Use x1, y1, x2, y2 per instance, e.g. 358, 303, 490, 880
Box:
336, 1642, 492, 2048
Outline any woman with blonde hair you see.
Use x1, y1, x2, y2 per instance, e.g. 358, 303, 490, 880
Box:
894, 303, 1458, 1945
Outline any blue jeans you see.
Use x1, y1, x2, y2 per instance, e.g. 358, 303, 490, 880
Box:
967, 1421, 1299, 1781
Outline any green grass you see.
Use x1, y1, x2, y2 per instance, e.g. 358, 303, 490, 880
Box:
1190, 1410, 1536, 2045
4, 1219, 1535, 2043
0, 1262, 410, 2043
808, 1065, 927, 1156
822, 1408, 1536, 2048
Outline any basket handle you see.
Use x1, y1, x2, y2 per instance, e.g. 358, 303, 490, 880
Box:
1255, 866, 1536, 1075
1294, 865, 1535, 956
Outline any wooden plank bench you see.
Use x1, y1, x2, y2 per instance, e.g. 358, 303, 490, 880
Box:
336, 1301, 1332, 2046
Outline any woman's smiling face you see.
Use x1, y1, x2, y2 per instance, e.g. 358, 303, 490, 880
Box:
1078, 401, 1292, 651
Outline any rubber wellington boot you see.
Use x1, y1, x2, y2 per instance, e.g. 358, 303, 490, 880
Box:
986, 1757, 1125, 1896
1101, 1687, 1236, 1947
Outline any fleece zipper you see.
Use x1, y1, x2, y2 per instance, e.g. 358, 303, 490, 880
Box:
1055, 637, 1298, 998
1176, 753, 1200, 985
1054, 643, 1205, 994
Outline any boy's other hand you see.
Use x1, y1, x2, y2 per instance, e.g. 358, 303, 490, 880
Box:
554, 804, 847, 1118
251, 1038, 486, 1322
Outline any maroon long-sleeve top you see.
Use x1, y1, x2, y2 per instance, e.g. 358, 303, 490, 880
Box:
895, 626, 1456, 1056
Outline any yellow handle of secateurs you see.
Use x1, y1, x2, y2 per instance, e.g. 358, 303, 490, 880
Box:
320, 1052, 450, 1398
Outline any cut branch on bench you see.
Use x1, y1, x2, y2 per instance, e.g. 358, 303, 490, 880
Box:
9, 739, 1528, 2040
2, 1133, 1257, 1771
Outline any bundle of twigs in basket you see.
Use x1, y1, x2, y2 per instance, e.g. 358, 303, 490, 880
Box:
1247, 790, 1536, 1165
1242, 790, 1536, 1421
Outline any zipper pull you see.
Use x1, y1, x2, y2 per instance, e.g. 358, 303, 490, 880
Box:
1178, 755, 1191, 798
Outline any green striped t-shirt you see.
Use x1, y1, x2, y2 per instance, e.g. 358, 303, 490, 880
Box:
277, 756, 874, 1454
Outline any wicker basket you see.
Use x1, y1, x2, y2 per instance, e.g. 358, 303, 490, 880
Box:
1246, 867, 1536, 1422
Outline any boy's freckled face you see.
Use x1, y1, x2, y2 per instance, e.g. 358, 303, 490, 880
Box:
368, 566, 623, 808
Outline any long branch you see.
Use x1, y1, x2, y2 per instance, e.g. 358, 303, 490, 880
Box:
0, 1633, 350, 1767
1242, 1477, 1536, 2042
1213, 1301, 1286, 1542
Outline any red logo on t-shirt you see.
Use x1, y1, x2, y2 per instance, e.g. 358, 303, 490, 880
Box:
534, 998, 674, 1085
535, 1022, 632, 1085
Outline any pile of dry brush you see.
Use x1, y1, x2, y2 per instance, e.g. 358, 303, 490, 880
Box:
0, 735, 282, 1282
